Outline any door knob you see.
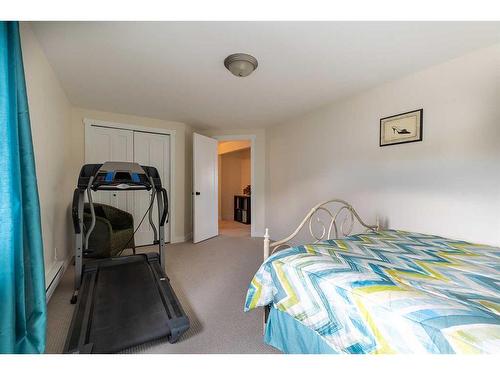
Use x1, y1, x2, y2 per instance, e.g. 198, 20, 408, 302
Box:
195, 192, 201, 195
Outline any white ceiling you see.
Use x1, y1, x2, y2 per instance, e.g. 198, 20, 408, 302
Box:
30, 21, 500, 129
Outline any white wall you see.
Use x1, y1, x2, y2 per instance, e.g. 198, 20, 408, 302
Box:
199, 129, 266, 237
20, 23, 75, 286
71, 107, 193, 243
266, 44, 500, 246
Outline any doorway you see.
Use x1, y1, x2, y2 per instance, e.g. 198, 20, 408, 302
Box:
192, 133, 257, 243
218, 141, 251, 237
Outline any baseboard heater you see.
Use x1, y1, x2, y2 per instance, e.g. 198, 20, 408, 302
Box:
45, 259, 67, 301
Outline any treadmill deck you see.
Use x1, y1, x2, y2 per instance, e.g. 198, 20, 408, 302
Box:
64, 253, 189, 353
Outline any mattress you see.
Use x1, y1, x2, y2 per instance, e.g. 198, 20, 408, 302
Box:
244, 230, 500, 353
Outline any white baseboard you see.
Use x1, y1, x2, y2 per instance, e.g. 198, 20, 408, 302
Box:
251, 229, 265, 238
171, 232, 193, 243
45, 256, 71, 302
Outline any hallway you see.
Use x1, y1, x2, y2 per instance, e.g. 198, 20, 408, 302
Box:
219, 220, 251, 238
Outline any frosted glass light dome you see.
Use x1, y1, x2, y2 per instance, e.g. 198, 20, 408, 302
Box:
224, 53, 258, 77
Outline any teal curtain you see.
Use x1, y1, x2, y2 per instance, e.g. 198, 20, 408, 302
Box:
0, 21, 46, 354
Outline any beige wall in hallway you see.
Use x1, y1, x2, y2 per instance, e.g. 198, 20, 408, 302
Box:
240, 152, 251, 191
220, 148, 251, 221
218, 140, 251, 155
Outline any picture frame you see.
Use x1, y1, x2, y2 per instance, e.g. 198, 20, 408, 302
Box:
379, 109, 423, 147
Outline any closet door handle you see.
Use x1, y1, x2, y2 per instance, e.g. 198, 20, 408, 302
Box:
195, 192, 201, 196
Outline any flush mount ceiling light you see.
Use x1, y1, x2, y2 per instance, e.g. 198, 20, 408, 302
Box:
224, 53, 258, 77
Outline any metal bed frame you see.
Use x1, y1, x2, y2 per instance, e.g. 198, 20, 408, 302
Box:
262, 198, 379, 326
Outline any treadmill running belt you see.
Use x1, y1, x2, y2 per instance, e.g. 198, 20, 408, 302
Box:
88, 259, 170, 353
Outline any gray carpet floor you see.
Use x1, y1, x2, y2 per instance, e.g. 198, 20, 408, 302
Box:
46, 221, 278, 354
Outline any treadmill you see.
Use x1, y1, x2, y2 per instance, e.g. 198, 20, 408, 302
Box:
64, 161, 189, 354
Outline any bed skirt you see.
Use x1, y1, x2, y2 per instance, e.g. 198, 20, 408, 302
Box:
264, 307, 339, 354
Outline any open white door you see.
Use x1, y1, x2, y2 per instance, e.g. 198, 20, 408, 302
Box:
193, 133, 218, 243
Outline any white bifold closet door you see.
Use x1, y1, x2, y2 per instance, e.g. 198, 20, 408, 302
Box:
85, 125, 170, 247
133, 131, 170, 246
85, 126, 135, 213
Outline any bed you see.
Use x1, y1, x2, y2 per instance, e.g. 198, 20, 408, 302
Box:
244, 199, 500, 354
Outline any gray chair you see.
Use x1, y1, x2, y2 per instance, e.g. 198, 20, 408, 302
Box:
83, 203, 135, 258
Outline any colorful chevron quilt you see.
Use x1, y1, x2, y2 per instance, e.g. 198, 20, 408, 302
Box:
244, 230, 500, 353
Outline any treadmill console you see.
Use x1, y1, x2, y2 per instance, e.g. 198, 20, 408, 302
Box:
91, 162, 152, 191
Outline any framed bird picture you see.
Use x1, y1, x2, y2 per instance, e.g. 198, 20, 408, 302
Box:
380, 109, 423, 146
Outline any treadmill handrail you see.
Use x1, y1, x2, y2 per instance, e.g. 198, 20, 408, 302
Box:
160, 188, 169, 226
84, 177, 96, 251
72, 189, 82, 234
148, 190, 158, 243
